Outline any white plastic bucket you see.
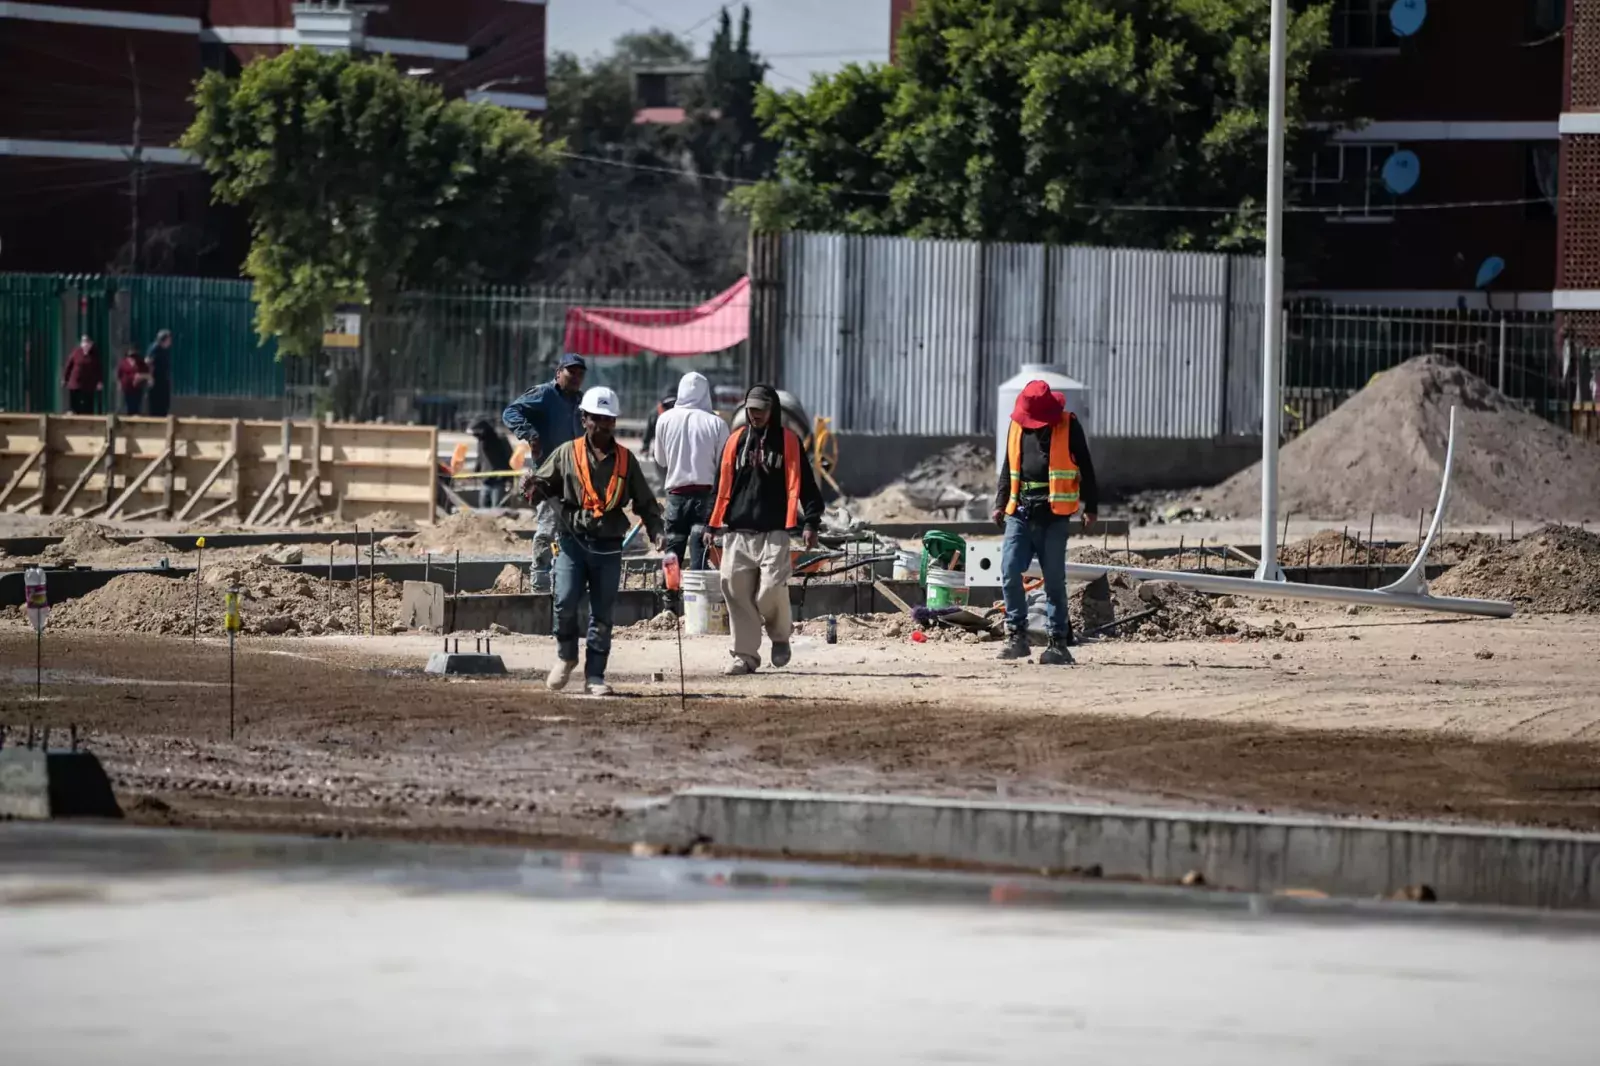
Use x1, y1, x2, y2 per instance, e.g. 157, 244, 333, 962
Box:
681, 569, 729, 636
925, 567, 969, 609
893, 549, 920, 581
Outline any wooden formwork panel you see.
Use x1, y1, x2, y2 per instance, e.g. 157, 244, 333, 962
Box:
0, 415, 437, 525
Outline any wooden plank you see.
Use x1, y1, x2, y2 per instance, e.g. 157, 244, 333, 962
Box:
51, 439, 110, 516
123, 504, 168, 522
873, 580, 914, 616
105, 445, 173, 519
192, 497, 238, 525
162, 415, 177, 516
277, 418, 292, 518
0, 445, 43, 509
245, 470, 286, 526
35, 415, 49, 513
282, 421, 323, 523
99, 415, 118, 512
172, 449, 235, 522
11, 491, 43, 512
229, 419, 243, 520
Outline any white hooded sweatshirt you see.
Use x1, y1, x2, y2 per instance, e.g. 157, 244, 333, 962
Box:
650, 372, 730, 492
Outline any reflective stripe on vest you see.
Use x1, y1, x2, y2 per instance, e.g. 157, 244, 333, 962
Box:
573, 439, 630, 518
1004, 415, 1080, 517
709, 425, 803, 528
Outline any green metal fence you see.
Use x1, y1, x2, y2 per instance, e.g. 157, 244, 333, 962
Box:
0, 273, 282, 413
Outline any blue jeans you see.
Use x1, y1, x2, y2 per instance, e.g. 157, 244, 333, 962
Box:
663, 490, 714, 570
554, 532, 622, 683
1001, 513, 1072, 640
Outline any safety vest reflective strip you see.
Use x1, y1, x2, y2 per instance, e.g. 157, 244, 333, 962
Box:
709, 426, 802, 528
572, 439, 630, 518
1005, 415, 1081, 517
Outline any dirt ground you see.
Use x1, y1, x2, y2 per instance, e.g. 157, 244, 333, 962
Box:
4, 607, 1599, 853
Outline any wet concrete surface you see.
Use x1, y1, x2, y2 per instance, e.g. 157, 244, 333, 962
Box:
3, 823, 1600, 1064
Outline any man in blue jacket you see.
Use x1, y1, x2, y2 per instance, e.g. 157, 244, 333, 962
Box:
505, 354, 587, 585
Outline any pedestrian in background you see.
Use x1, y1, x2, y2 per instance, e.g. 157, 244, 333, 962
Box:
505, 354, 587, 588
62, 335, 101, 415
145, 329, 174, 417
526, 386, 663, 697
116, 346, 149, 416
705, 384, 824, 675
651, 371, 729, 570
992, 379, 1099, 666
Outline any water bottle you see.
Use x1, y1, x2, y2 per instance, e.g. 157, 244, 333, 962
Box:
23, 567, 48, 632
826, 615, 837, 645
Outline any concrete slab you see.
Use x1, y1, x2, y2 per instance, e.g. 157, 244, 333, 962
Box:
0, 749, 123, 820
423, 653, 507, 676
641, 788, 1600, 910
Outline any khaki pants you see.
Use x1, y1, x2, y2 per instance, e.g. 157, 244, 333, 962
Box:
718, 530, 792, 666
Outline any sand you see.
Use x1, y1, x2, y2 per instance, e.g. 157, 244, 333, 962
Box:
1431, 524, 1600, 613
1198, 356, 1600, 523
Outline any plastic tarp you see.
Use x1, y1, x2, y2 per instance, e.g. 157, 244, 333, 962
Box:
563, 276, 750, 357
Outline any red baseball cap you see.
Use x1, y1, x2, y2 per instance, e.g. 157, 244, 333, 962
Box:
1011, 379, 1065, 429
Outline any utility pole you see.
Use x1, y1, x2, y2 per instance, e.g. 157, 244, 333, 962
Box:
126, 39, 144, 274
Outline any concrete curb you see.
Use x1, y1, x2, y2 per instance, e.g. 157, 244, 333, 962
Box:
639, 789, 1600, 910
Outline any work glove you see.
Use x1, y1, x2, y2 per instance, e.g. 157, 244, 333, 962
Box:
518, 467, 538, 503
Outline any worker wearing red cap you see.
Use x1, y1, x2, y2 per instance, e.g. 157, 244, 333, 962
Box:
991, 379, 1099, 665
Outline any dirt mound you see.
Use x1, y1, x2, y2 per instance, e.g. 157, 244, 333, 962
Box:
48, 564, 402, 636
1431, 525, 1600, 613
41, 522, 122, 563
1198, 355, 1600, 522
792, 613, 910, 642
403, 512, 523, 555
361, 509, 420, 531
847, 443, 995, 523
491, 563, 525, 593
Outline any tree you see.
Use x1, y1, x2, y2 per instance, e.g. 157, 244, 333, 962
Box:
532, 28, 748, 290
733, 0, 1338, 253
181, 48, 561, 358
684, 6, 775, 182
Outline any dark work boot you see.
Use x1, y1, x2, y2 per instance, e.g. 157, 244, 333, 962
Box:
1038, 636, 1075, 666
996, 629, 1031, 660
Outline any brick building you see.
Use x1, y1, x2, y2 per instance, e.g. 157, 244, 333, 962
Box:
0, 1, 547, 275
889, 0, 1569, 310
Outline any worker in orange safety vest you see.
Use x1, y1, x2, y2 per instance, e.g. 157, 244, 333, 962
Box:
990, 379, 1099, 665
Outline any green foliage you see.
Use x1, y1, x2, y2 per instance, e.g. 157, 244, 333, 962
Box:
736, 0, 1337, 252
683, 6, 775, 181
181, 49, 561, 356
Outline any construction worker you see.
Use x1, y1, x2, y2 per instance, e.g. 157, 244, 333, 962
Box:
704, 384, 824, 675
640, 387, 676, 454
991, 379, 1099, 666
505, 354, 587, 588
651, 371, 729, 570
526, 386, 663, 697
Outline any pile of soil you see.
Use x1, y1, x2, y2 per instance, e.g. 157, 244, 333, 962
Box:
792, 613, 910, 642
47, 563, 402, 636
1430, 524, 1600, 613
1072, 573, 1249, 642
402, 512, 523, 555
40, 520, 123, 563
1198, 355, 1600, 522
359, 510, 420, 531
847, 443, 995, 523
490, 563, 525, 593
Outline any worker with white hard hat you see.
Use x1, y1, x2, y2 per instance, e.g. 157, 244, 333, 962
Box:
525, 385, 663, 696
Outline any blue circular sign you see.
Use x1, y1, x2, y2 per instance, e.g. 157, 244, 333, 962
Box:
1381, 150, 1421, 195
1391, 0, 1427, 37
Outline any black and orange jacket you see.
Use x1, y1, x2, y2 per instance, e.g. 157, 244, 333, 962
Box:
707, 424, 824, 534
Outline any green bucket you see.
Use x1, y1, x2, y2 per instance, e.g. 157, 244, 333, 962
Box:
919, 530, 967, 585
925, 568, 969, 609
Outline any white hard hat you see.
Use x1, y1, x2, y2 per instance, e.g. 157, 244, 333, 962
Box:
580, 386, 620, 418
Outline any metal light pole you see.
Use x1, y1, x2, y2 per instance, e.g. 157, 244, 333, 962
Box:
1255, 0, 1289, 582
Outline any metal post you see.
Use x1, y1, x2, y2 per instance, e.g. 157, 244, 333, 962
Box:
1256, 0, 1289, 583
369, 528, 376, 636
228, 630, 235, 741
1498, 315, 1508, 393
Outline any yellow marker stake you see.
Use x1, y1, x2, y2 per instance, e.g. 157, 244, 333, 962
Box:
224, 587, 241, 740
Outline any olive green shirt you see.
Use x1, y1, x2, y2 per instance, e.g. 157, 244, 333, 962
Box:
532, 437, 663, 544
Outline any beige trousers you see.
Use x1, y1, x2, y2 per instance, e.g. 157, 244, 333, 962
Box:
718, 530, 792, 665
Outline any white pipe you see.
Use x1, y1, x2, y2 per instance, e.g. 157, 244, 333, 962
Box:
1066, 562, 1513, 618
1381, 405, 1456, 595
1256, 0, 1289, 583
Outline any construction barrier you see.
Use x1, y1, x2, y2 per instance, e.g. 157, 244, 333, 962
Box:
0, 415, 437, 526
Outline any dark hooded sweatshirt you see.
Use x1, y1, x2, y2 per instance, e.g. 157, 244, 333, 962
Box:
712, 385, 825, 535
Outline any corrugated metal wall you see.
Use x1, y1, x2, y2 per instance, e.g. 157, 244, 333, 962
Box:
764, 232, 1268, 439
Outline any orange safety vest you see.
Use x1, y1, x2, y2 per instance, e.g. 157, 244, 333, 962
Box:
709, 425, 802, 528
1004, 414, 1080, 516
572, 438, 630, 518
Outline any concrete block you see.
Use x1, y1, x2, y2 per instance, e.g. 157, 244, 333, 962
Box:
0, 749, 123, 820
424, 653, 507, 676
401, 581, 447, 630
641, 789, 1600, 910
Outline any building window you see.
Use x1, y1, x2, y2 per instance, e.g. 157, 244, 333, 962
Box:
1526, 143, 1559, 219
1331, 0, 1398, 50
1304, 142, 1399, 221
1527, 0, 1565, 39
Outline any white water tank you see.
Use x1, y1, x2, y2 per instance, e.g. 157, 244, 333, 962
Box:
995, 364, 1091, 471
